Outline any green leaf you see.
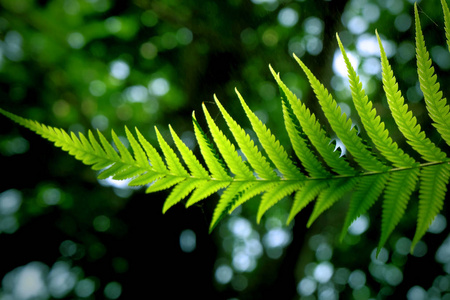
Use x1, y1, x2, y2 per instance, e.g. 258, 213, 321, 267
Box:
378, 168, 420, 254
169, 125, 210, 178
337, 33, 417, 168
202, 102, 254, 180
340, 173, 389, 242
415, 3, 450, 147
155, 127, 189, 177
209, 181, 255, 232
236, 88, 304, 180
294, 54, 387, 173
192, 112, 231, 180
257, 181, 304, 223
411, 163, 450, 251
307, 178, 359, 228
163, 178, 207, 213
287, 180, 328, 225
377, 30, 447, 162
214, 95, 279, 180
270, 66, 356, 176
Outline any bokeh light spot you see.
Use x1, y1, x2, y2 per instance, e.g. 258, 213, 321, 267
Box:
384, 265, 403, 286
75, 278, 96, 298
347, 16, 368, 34
297, 277, 317, 296
333, 267, 350, 285
278, 8, 299, 28
43, 187, 61, 205
141, 10, 158, 27
262, 29, 279, 47
67, 32, 85, 49
412, 241, 427, 258
395, 237, 412, 256
315, 242, 333, 261
140, 42, 158, 59
110, 60, 130, 80
395, 13, 412, 32
60, 240, 78, 257
362, 3, 380, 23
176, 27, 193, 45
105, 17, 122, 33
314, 261, 334, 283
179, 229, 196, 253
93, 215, 111, 232
47, 261, 77, 298
0, 189, 22, 215
304, 17, 323, 35
436, 235, 450, 264
53, 100, 71, 117
124, 85, 148, 103
305, 36, 323, 55
91, 115, 109, 131
215, 265, 233, 284
148, 78, 170, 96
371, 247, 389, 264
232, 251, 255, 272
1, 136, 29, 156
89, 80, 107, 97
229, 217, 252, 239
2, 262, 49, 300
348, 215, 369, 236
348, 269, 366, 289
407, 285, 427, 300
104, 282, 122, 299
431, 46, 450, 70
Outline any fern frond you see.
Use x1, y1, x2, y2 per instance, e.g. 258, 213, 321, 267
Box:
443, 0, 450, 52
294, 55, 387, 173
377, 32, 447, 162
128, 171, 162, 187
270, 67, 356, 176
236, 89, 304, 180
337, 34, 417, 168
209, 181, 256, 232
185, 180, 230, 208
2, 1, 450, 253
280, 95, 327, 178
125, 126, 149, 168
169, 125, 210, 179
378, 168, 420, 254
214, 95, 279, 180
202, 102, 254, 180
192, 112, 231, 180
155, 127, 190, 177
414, 4, 450, 147
111, 129, 134, 164
135, 127, 167, 173
340, 173, 389, 242
411, 163, 450, 251
163, 178, 207, 213
275, 73, 331, 178
286, 180, 328, 225
87, 130, 112, 170
145, 176, 185, 193
228, 181, 278, 213
257, 181, 304, 223
307, 178, 359, 228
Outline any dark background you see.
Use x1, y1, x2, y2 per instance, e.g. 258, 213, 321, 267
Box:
0, 0, 449, 299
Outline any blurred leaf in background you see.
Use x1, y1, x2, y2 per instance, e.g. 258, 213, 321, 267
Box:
0, 0, 449, 299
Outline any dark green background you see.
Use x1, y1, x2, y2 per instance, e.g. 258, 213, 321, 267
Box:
0, 0, 449, 299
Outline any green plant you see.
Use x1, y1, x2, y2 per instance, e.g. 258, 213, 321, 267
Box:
1, 2, 448, 255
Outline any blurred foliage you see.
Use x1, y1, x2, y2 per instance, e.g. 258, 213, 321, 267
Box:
0, 0, 449, 299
